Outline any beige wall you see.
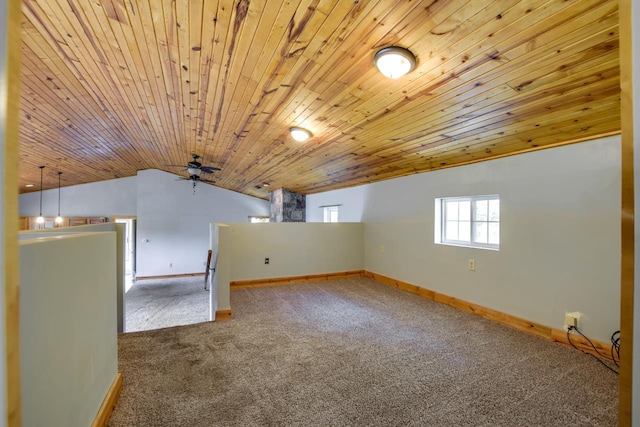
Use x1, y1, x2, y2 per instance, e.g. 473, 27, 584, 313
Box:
20, 232, 118, 427
226, 223, 364, 282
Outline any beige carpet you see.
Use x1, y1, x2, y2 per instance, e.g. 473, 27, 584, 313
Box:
109, 277, 618, 426
125, 276, 209, 332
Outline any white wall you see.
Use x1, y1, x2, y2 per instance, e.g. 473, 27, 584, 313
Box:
310, 136, 621, 343
136, 169, 269, 276
227, 222, 364, 281
306, 186, 368, 222
20, 232, 117, 427
19, 176, 137, 217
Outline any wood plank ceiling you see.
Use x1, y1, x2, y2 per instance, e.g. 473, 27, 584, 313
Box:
18, 0, 620, 198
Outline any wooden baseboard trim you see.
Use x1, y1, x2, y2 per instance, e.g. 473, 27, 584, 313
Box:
136, 272, 205, 281
230, 270, 365, 289
92, 372, 122, 427
215, 309, 233, 321
365, 271, 614, 360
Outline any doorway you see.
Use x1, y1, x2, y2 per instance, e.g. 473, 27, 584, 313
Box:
114, 217, 136, 292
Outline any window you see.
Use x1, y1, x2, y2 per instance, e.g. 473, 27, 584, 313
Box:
323, 206, 339, 223
249, 216, 270, 223
435, 195, 500, 250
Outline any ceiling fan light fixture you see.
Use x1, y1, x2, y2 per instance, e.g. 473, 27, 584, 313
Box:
374, 46, 416, 79
188, 167, 201, 176
290, 127, 312, 142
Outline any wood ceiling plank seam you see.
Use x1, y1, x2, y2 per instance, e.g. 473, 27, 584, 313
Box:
304, 0, 608, 132
214, 0, 294, 160
369, 96, 621, 166
498, 0, 618, 62
175, 0, 195, 154
432, 118, 621, 167
207, 0, 273, 168
409, 89, 621, 154
214, 2, 280, 166
304, 72, 620, 166
120, 0, 183, 165
360, 38, 620, 142
187, 0, 206, 157
505, 48, 619, 94
197, 0, 235, 163
20, 27, 143, 169
294, 0, 484, 106
225, 0, 384, 173
210, 0, 318, 177
149, 0, 187, 164
204, 0, 271, 164
258, 77, 620, 185
56, 0, 159, 153
20, 3, 128, 127
298, 14, 620, 160
157, 0, 187, 161
23, 42, 149, 171
193, 0, 222, 160
100, 0, 170, 157
500, 4, 618, 63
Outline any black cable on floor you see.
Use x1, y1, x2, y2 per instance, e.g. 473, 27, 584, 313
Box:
566, 326, 618, 374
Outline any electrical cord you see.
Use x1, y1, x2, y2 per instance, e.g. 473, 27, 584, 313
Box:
611, 330, 620, 368
566, 325, 618, 374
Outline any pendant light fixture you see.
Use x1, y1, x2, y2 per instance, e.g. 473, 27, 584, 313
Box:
36, 166, 45, 226
55, 171, 63, 225
374, 46, 416, 79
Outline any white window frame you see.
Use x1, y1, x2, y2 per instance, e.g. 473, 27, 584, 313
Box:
435, 194, 500, 250
323, 206, 339, 223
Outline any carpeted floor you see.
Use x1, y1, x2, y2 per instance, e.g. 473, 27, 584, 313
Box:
110, 277, 618, 426
125, 276, 210, 332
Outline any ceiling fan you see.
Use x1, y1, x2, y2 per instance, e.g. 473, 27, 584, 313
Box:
169, 154, 221, 193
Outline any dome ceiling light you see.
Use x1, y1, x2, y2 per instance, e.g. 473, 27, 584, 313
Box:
290, 127, 312, 142
374, 46, 416, 79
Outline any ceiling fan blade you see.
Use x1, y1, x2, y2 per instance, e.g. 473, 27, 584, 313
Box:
200, 166, 221, 173
200, 178, 216, 183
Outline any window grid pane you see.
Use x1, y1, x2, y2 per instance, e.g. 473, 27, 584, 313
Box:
439, 195, 500, 250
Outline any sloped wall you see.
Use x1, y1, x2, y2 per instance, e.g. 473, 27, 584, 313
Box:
307, 136, 621, 342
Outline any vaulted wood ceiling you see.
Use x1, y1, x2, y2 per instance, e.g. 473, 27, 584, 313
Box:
19, 0, 620, 198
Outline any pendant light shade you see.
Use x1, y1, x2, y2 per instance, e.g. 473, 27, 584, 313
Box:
36, 166, 45, 225
55, 171, 63, 225
374, 46, 416, 79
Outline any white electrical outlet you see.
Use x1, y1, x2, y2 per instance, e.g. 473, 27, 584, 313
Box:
564, 312, 581, 331
468, 259, 475, 271
380, 245, 385, 254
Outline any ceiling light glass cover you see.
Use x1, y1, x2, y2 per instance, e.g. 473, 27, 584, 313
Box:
290, 127, 312, 142
374, 46, 416, 79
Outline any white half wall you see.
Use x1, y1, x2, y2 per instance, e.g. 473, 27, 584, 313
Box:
20, 232, 117, 427
136, 169, 269, 277
310, 136, 621, 343
19, 176, 137, 217
20, 222, 127, 333
227, 222, 364, 282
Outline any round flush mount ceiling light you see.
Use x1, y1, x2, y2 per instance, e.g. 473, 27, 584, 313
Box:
290, 127, 312, 142
374, 46, 416, 79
